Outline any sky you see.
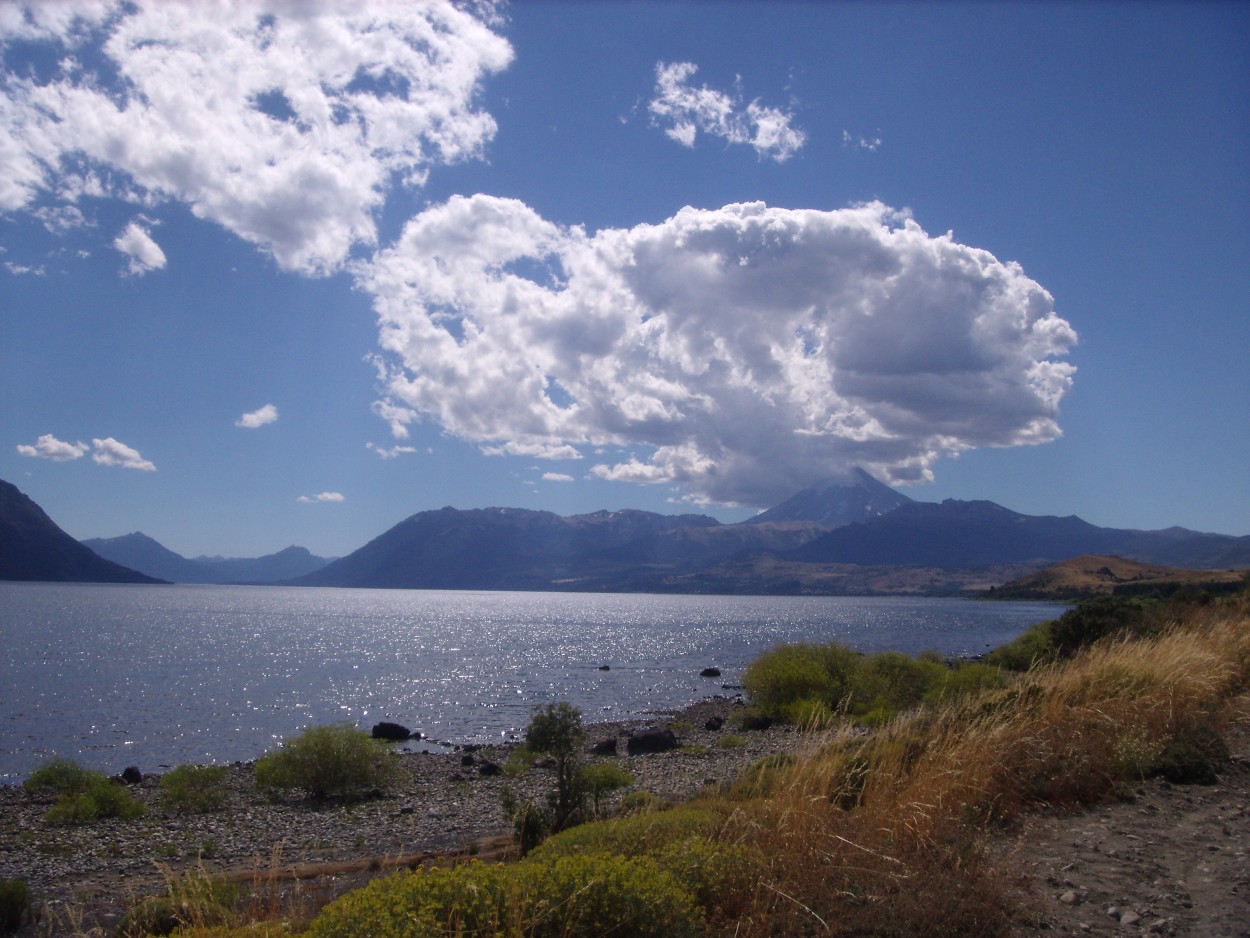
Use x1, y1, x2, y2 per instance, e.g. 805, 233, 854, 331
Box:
1, 1, 1247, 560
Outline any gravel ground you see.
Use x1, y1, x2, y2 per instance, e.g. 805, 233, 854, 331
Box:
0, 695, 796, 934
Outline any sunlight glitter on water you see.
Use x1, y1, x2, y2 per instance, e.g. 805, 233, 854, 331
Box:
0, 583, 1066, 781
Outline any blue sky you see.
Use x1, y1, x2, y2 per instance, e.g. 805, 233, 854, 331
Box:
2, 1, 1247, 559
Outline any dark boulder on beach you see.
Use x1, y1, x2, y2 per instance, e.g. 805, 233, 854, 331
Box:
590, 737, 618, 756
740, 713, 774, 731
626, 727, 679, 755
700, 667, 722, 677
120, 766, 143, 785
478, 761, 502, 777
704, 716, 725, 732
371, 721, 412, 741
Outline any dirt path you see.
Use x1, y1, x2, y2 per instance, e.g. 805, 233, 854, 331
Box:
1000, 722, 1250, 937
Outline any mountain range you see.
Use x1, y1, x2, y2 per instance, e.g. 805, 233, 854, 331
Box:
2, 472, 1247, 593
80, 532, 333, 584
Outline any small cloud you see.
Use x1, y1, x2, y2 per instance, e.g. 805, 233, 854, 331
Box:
842, 129, 882, 151
5, 261, 46, 276
542, 472, 575, 482
366, 442, 417, 459
648, 61, 805, 162
16, 433, 89, 461
113, 219, 167, 276
91, 437, 156, 471
236, 403, 279, 428
298, 491, 345, 504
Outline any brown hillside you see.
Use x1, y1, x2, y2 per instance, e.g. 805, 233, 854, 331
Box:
988, 553, 1246, 599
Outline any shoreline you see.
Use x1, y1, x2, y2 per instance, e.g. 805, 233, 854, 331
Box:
0, 694, 800, 931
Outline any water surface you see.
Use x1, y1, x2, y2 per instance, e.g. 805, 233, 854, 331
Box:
0, 583, 1064, 782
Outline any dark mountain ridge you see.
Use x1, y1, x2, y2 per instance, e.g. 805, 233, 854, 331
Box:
0, 480, 163, 584
785, 498, 1250, 570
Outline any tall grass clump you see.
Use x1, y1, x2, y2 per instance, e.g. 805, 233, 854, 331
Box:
253, 724, 402, 801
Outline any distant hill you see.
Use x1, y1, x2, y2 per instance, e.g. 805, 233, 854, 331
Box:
0, 479, 163, 584
82, 532, 333, 584
292, 506, 725, 590
747, 468, 913, 527
784, 499, 1250, 570
986, 554, 1248, 600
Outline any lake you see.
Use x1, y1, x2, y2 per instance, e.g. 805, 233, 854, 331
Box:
0, 582, 1065, 782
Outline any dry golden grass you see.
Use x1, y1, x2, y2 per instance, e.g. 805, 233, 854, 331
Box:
696, 596, 1250, 936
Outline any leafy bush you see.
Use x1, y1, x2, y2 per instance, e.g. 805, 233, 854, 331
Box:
22, 757, 97, 797
742, 642, 861, 718
529, 806, 724, 862
0, 879, 32, 935
306, 855, 702, 938
984, 620, 1055, 671
24, 757, 145, 825
659, 837, 765, 921
580, 761, 633, 815
1049, 596, 1158, 657
161, 764, 231, 813
850, 651, 946, 719
524, 702, 586, 829
253, 724, 402, 800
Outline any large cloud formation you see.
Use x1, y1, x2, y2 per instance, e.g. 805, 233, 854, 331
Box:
361, 196, 1077, 507
0, 1, 512, 274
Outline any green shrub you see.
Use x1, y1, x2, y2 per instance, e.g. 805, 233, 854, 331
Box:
0, 879, 32, 935
161, 764, 231, 813
307, 855, 702, 938
850, 651, 946, 718
529, 806, 724, 862
253, 723, 402, 800
984, 620, 1055, 671
24, 757, 145, 825
43, 780, 146, 825
22, 757, 97, 797
659, 837, 765, 920
717, 734, 747, 748
742, 642, 861, 719
580, 762, 633, 815
1049, 596, 1158, 657
617, 790, 668, 814
1153, 720, 1230, 785
524, 702, 586, 831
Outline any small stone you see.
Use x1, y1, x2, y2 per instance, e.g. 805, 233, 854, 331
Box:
1059, 890, 1079, 905
1120, 910, 1141, 926
1107, 906, 1121, 918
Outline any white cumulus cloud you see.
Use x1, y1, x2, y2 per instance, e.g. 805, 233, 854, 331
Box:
542, 472, 575, 482
91, 437, 156, 471
113, 220, 166, 275
360, 196, 1077, 508
16, 433, 90, 461
0, 1, 513, 274
298, 491, 345, 504
236, 403, 279, 429
648, 61, 805, 162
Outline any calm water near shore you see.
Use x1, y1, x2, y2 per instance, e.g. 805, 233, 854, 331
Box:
0, 582, 1065, 782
